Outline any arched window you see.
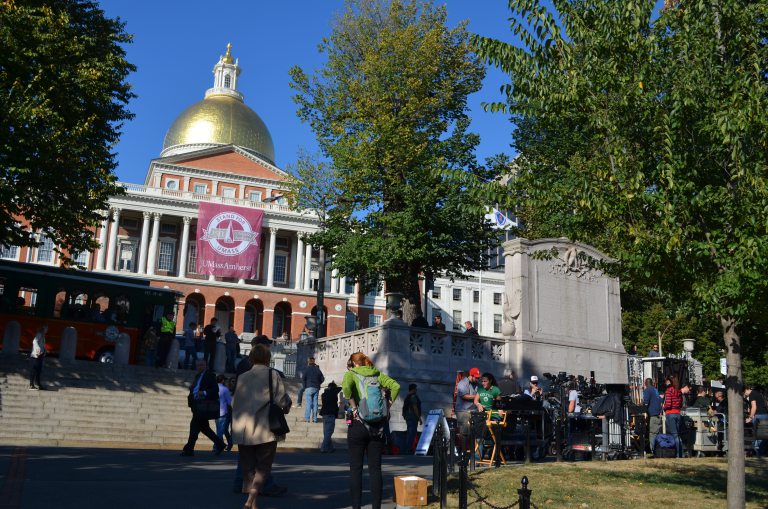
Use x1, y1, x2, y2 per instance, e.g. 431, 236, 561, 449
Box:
224, 74, 231, 88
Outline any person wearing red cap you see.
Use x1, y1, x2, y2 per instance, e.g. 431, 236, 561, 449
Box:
455, 368, 481, 441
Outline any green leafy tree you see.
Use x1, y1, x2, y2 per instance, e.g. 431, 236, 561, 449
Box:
473, 1, 768, 505
0, 0, 134, 263
289, 0, 500, 322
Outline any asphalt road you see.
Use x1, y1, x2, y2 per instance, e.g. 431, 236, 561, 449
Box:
0, 446, 435, 509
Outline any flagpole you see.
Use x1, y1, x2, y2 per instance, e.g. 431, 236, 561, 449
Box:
478, 269, 483, 335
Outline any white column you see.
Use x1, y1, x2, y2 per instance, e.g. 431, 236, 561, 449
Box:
303, 244, 313, 291
183, 176, 190, 191
177, 216, 191, 278
105, 208, 121, 271
331, 268, 340, 294
239, 183, 246, 199
266, 227, 277, 287
340, 275, 348, 295
138, 211, 151, 274
295, 237, 305, 290
95, 214, 109, 270
146, 212, 161, 276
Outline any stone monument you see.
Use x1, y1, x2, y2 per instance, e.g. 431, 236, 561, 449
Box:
502, 238, 627, 383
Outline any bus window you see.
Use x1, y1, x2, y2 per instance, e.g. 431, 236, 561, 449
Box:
71, 291, 89, 320
114, 295, 129, 324
18, 287, 38, 315
54, 289, 66, 318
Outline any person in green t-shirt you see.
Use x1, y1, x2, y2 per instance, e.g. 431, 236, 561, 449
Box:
474, 373, 502, 418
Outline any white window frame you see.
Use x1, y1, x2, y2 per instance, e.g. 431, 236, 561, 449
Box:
36, 235, 55, 264
165, 179, 179, 190
452, 288, 461, 301
74, 250, 89, 267
187, 243, 197, 274
493, 293, 502, 305
193, 183, 208, 195
369, 314, 382, 327
248, 191, 262, 202
221, 187, 236, 199
160, 223, 177, 235
117, 239, 137, 272
452, 310, 462, 331
432, 286, 441, 299
493, 314, 502, 334
157, 239, 176, 272
273, 253, 288, 284
0, 244, 19, 260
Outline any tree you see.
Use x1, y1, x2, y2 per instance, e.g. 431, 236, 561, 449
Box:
289, 0, 500, 322
473, 1, 768, 506
0, 0, 134, 263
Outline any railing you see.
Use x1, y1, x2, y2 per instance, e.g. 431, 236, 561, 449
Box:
117, 182, 316, 217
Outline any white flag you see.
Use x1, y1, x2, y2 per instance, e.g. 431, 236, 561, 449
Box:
484, 208, 515, 230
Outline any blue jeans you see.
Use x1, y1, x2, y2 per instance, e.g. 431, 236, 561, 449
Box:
183, 346, 196, 370
304, 387, 319, 422
753, 414, 768, 456
216, 413, 231, 447
665, 413, 684, 458
405, 417, 419, 454
144, 349, 156, 367
225, 343, 238, 373
321, 414, 336, 452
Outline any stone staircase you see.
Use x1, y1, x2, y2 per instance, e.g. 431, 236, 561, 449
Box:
0, 355, 347, 451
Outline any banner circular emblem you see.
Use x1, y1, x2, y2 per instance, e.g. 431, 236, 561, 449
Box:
202, 212, 259, 256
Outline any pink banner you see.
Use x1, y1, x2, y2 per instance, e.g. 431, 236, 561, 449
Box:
196, 202, 264, 279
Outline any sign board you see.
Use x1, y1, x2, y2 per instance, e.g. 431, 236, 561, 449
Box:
720, 358, 727, 376
415, 409, 449, 456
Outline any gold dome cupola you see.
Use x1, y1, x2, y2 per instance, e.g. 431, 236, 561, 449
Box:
161, 44, 276, 165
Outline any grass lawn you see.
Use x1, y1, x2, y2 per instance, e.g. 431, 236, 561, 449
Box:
424, 458, 768, 509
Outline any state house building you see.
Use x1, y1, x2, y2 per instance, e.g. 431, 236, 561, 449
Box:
4, 46, 507, 340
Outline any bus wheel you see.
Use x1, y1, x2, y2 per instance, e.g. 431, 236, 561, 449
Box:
96, 348, 114, 364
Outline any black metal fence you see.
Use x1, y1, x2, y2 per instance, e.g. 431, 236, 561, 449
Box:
431, 419, 538, 509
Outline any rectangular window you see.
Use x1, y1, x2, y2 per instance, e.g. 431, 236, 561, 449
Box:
275, 237, 289, 249
0, 244, 18, 260
369, 314, 382, 327
18, 287, 38, 314
493, 314, 502, 334
117, 241, 135, 272
473, 290, 479, 303
493, 293, 502, 305
345, 279, 356, 294
36, 235, 54, 263
194, 184, 207, 195
452, 310, 462, 330
473, 312, 479, 329
120, 217, 139, 229
222, 187, 236, 198
187, 243, 197, 274
432, 286, 441, 299
160, 223, 177, 235
452, 288, 461, 301
248, 191, 262, 202
74, 251, 89, 267
273, 254, 287, 283
157, 241, 175, 271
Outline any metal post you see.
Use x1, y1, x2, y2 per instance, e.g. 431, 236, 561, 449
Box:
524, 416, 532, 464
518, 476, 532, 509
468, 419, 476, 471
458, 451, 468, 509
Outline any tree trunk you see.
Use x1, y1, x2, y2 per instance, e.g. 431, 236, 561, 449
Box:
385, 270, 421, 324
721, 315, 745, 509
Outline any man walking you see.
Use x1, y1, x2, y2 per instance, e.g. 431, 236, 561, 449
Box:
402, 383, 422, 454
224, 325, 239, 373
319, 381, 341, 453
643, 378, 662, 453
181, 360, 226, 456
302, 357, 325, 423
202, 318, 221, 369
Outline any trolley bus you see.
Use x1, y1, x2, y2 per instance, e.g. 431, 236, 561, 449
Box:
0, 259, 181, 363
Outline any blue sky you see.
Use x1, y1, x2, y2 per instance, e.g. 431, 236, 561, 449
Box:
99, 1, 516, 183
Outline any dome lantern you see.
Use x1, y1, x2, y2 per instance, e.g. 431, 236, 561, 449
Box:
161, 46, 275, 164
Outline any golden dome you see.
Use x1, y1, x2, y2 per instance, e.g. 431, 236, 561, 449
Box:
161, 94, 275, 164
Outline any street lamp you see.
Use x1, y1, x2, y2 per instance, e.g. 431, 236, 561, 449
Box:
384, 292, 403, 320
682, 338, 696, 358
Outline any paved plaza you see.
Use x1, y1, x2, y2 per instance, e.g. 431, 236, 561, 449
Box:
0, 446, 434, 509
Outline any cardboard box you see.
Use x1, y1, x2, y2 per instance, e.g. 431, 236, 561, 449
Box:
393, 475, 428, 507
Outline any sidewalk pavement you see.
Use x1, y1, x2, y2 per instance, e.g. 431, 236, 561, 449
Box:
0, 445, 434, 509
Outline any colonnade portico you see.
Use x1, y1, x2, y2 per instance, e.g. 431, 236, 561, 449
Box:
94, 207, 351, 296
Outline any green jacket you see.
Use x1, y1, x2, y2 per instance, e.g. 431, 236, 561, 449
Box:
342, 365, 400, 404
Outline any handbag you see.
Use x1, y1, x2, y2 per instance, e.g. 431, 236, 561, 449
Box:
268, 368, 290, 436
192, 397, 220, 420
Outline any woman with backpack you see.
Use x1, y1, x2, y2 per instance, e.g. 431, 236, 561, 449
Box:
342, 352, 400, 509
